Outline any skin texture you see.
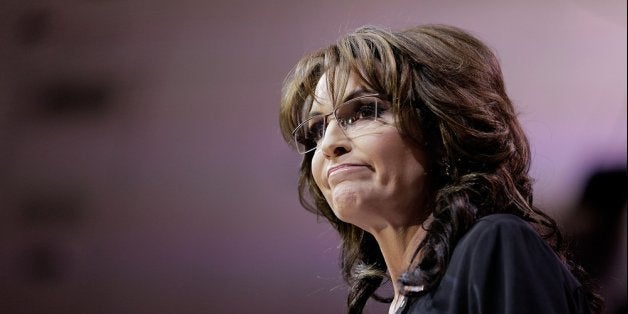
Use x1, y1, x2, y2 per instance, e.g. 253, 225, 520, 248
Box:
310, 73, 431, 310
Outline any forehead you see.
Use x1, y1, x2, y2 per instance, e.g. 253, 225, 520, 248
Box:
310, 72, 363, 114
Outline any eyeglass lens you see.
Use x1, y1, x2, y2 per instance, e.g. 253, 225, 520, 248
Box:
293, 95, 384, 154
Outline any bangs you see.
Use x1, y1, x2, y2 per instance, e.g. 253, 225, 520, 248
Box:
279, 27, 405, 150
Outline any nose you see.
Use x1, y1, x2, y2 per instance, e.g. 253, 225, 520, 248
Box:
318, 120, 351, 157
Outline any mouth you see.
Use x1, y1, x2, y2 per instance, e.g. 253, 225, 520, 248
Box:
327, 163, 371, 178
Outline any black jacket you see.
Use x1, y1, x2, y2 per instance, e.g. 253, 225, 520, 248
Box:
399, 214, 592, 314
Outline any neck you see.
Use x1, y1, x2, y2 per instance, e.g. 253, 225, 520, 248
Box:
368, 216, 431, 298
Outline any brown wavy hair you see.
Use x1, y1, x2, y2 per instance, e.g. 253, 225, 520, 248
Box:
278, 24, 602, 314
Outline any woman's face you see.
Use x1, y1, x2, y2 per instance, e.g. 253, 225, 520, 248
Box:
310, 73, 430, 232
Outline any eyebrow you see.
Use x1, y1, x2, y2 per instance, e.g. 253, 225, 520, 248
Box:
306, 88, 374, 118
341, 88, 371, 103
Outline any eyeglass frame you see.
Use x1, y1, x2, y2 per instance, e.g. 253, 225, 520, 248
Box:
291, 93, 391, 154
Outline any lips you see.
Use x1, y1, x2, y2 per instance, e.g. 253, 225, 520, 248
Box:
327, 163, 370, 178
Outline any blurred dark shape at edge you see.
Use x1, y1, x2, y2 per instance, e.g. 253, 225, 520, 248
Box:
36, 80, 114, 118
18, 189, 84, 228
567, 167, 627, 314
17, 242, 66, 283
14, 7, 53, 46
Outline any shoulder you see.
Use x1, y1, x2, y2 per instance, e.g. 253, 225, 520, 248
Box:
465, 213, 537, 240
449, 213, 553, 266
401, 214, 593, 313
451, 213, 560, 275
476, 212, 532, 226
453, 213, 549, 257
449, 214, 589, 312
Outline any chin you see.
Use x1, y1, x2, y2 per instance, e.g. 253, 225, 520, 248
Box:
327, 186, 371, 226
331, 206, 353, 223
331, 206, 373, 232
331, 205, 360, 224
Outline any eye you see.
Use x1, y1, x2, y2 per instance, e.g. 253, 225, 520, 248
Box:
355, 101, 377, 119
306, 116, 326, 142
337, 98, 379, 127
293, 114, 329, 153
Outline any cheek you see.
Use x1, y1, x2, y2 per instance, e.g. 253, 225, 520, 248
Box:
310, 152, 327, 190
375, 133, 428, 185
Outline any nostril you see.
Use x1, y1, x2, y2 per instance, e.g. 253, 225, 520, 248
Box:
333, 146, 348, 156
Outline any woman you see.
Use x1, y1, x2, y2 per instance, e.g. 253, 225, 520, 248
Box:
279, 25, 602, 314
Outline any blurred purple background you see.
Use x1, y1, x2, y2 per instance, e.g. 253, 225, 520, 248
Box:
0, 0, 625, 313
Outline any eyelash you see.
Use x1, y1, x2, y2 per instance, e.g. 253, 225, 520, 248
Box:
306, 100, 384, 142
